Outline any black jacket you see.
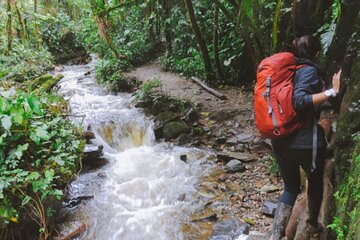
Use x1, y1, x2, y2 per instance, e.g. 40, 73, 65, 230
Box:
272, 58, 326, 149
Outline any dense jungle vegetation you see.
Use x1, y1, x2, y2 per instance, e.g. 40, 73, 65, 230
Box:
0, 0, 359, 239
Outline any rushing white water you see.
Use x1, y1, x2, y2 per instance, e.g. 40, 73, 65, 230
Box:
56, 56, 211, 240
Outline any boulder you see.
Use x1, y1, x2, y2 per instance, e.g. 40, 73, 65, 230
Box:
163, 121, 189, 140
155, 111, 177, 124
82, 144, 108, 170
225, 160, 246, 173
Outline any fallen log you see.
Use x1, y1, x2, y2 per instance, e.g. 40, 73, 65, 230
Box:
190, 77, 227, 100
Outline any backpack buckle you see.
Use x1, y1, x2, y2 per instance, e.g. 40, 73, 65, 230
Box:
273, 129, 281, 136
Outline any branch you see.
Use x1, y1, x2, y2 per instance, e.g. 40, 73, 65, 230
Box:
191, 77, 227, 100
212, 0, 236, 21
96, 1, 139, 17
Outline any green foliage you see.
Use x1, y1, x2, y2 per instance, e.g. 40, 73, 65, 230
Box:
134, 78, 162, 102
318, 0, 341, 54
0, 88, 84, 233
0, 45, 53, 82
39, 12, 86, 62
264, 154, 280, 176
95, 57, 138, 92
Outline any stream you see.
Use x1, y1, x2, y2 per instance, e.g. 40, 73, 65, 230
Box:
55, 56, 213, 240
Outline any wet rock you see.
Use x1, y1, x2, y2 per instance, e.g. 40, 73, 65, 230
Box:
210, 218, 250, 239
84, 71, 91, 76
163, 121, 189, 140
83, 144, 102, 159
225, 160, 246, 173
261, 200, 278, 217
180, 154, 187, 162
63, 195, 94, 208
154, 125, 163, 139
155, 111, 177, 124
83, 131, 95, 143
82, 144, 108, 169
217, 152, 258, 162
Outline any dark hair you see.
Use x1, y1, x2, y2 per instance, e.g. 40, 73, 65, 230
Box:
292, 35, 321, 60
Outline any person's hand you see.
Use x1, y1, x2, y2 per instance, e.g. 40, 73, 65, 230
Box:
332, 69, 341, 94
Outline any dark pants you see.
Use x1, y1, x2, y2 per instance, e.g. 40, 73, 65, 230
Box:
272, 145, 325, 225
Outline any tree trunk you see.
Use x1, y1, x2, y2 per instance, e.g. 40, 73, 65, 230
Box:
96, 16, 123, 60
183, 0, 214, 81
6, 0, 12, 54
162, 0, 172, 55
34, 0, 42, 48
292, 0, 331, 37
213, 6, 225, 80
15, 3, 28, 44
147, 0, 155, 42
326, 0, 360, 73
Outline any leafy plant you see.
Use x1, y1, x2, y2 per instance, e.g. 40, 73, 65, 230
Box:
0, 88, 84, 238
134, 78, 162, 102
265, 154, 280, 176
0, 45, 53, 82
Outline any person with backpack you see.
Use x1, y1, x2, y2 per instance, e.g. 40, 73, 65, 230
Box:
254, 35, 341, 239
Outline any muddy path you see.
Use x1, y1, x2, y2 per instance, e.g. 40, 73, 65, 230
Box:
125, 61, 282, 238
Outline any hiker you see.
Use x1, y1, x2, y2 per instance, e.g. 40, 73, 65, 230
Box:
270, 35, 341, 239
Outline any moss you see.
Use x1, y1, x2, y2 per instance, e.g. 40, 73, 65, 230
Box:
39, 74, 64, 92
28, 74, 54, 91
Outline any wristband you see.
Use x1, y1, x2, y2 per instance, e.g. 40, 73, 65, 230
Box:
324, 88, 337, 97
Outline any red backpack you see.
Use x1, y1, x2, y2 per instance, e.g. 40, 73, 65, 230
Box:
254, 52, 304, 139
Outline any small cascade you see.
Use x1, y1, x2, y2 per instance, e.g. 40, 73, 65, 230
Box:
56, 56, 212, 240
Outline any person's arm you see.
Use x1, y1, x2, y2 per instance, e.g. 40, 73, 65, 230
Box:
312, 70, 341, 106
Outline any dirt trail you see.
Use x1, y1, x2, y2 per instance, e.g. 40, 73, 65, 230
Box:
125, 61, 250, 114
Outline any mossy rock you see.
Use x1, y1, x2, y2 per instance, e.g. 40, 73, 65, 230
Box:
40, 74, 64, 91
163, 121, 189, 140
29, 74, 54, 90
155, 111, 177, 125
